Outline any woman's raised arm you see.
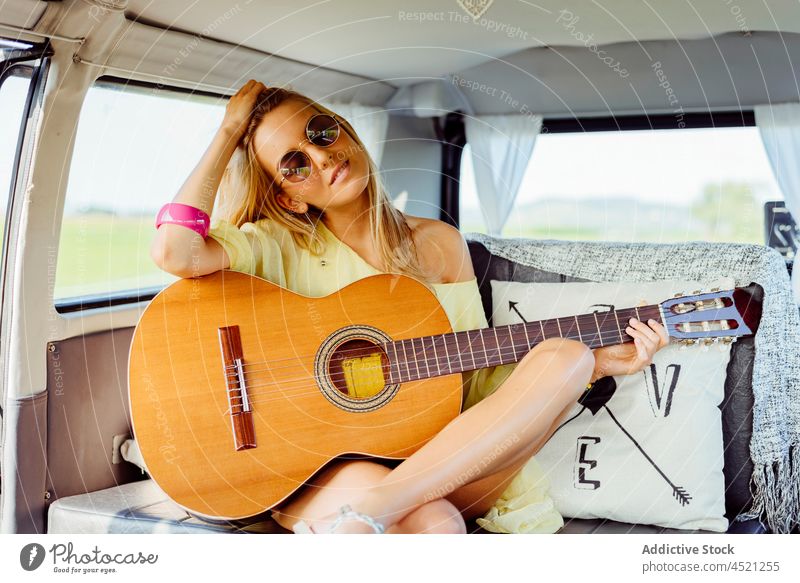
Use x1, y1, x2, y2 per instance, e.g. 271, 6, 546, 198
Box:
150, 79, 266, 278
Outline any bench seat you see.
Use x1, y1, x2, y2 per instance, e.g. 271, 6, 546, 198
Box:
48, 479, 765, 534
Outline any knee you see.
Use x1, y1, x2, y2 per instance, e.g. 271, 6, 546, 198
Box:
324, 460, 392, 486
527, 338, 594, 376
405, 499, 467, 534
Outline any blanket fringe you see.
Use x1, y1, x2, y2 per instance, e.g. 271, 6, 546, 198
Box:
734, 444, 799, 534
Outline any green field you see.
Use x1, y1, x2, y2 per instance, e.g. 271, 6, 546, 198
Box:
54, 214, 178, 299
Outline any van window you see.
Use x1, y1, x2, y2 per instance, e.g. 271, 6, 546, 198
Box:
54, 79, 225, 302
460, 125, 782, 244
0, 66, 33, 286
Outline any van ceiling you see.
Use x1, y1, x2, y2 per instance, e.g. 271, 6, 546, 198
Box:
124, 0, 800, 83
4, 0, 799, 115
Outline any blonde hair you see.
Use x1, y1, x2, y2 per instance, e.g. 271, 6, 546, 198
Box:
215, 87, 428, 282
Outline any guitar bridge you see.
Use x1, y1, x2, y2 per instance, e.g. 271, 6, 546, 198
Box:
219, 325, 256, 451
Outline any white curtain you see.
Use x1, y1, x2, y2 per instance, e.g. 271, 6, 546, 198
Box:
321, 101, 390, 167
754, 103, 800, 302
464, 114, 542, 235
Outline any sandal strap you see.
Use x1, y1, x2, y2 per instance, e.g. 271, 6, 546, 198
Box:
328, 504, 385, 534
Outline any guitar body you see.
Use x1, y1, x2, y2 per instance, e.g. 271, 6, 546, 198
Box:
128, 270, 462, 521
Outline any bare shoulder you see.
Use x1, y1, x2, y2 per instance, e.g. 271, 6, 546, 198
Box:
404, 214, 476, 284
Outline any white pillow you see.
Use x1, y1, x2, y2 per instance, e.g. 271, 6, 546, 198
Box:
490, 278, 735, 532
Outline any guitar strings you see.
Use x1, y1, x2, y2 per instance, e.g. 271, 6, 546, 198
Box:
218, 329, 669, 410
223, 320, 728, 407
218, 308, 714, 399
219, 307, 669, 373
220, 324, 632, 388
218, 308, 662, 371
217, 308, 727, 403
225, 334, 723, 414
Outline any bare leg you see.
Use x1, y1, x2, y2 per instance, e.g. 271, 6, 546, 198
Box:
306, 337, 594, 532
273, 459, 466, 533
447, 397, 580, 521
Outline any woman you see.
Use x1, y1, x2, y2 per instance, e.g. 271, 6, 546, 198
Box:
151, 79, 669, 534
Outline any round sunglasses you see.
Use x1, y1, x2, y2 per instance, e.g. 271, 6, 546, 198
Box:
277, 113, 341, 186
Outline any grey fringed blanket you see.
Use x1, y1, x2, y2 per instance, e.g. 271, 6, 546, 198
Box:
466, 233, 800, 534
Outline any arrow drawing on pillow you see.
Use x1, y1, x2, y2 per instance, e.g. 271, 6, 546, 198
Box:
547, 377, 692, 507
603, 405, 692, 506
508, 301, 526, 322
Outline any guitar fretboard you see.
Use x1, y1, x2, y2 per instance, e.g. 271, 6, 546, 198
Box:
384, 304, 662, 384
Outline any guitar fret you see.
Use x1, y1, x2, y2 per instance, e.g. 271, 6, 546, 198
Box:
509, 325, 519, 360
540, 320, 546, 340
431, 336, 442, 376
593, 312, 604, 347
492, 327, 501, 363
575, 315, 583, 343
452, 333, 466, 371
556, 318, 563, 338
388, 342, 397, 383
411, 338, 421, 379
613, 311, 624, 343
401, 340, 412, 380
634, 306, 641, 323
523, 322, 531, 352
479, 329, 489, 367
422, 337, 431, 378
441, 334, 453, 373
468, 331, 477, 369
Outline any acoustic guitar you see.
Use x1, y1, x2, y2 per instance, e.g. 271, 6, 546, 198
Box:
128, 270, 760, 521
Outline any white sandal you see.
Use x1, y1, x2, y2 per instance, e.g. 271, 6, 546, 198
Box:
292, 504, 386, 534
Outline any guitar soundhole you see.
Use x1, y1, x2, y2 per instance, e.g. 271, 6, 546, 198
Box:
315, 324, 400, 412
329, 339, 390, 400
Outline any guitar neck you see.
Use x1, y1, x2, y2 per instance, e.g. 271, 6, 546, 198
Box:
385, 304, 663, 383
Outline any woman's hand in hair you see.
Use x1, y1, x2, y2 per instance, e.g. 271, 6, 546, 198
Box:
221, 79, 267, 141
588, 317, 669, 382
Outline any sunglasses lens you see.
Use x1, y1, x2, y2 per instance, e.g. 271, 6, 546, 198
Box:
306, 114, 339, 146
279, 150, 311, 182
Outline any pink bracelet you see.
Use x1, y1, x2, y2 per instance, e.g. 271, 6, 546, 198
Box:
155, 203, 211, 239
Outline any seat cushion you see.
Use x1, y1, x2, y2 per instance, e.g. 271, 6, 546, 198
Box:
49, 480, 766, 534
557, 517, 709, 534
556, 516, 765, 534
47, 480, 291, 534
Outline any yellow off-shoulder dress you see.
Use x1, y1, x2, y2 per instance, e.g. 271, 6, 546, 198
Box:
207, 217, 564, 534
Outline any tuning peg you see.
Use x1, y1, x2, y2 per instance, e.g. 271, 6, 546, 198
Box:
673, 291, 684, 298
692, 289, 702, 295
710, 287, 720, 292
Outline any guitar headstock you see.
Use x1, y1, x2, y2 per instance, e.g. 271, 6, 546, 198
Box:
659, 286, 762, 346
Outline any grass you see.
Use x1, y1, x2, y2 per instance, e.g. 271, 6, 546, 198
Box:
54, 214, 178, 299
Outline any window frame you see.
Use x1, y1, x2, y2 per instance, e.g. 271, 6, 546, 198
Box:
0, 40, 51, 417
0, 65, 34, 277
1, 41, 51, 319
53, 75, 228, 314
